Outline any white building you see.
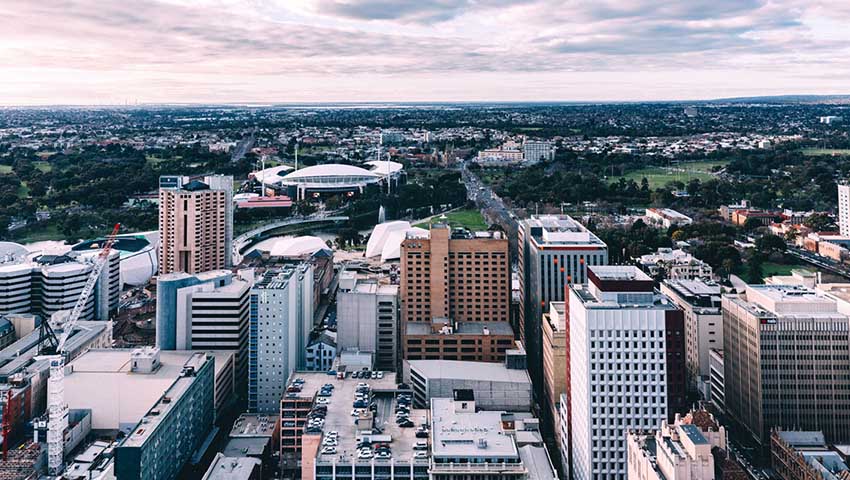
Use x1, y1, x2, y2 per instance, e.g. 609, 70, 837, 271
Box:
477, 148, 524, 165
660, 280, 723, 393
839, 184, 850, 237
523, 141, 555, 164
645, 208, 693, 229
636, 248, 713, 281
249, 264, 314, 413
336, 272, 399, 371
305, 331, 336, 371
568, 266, 686, 480
627, 409, 727, 480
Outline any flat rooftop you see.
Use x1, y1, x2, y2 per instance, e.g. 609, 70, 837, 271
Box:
590, 265, 652, 281
285, 371, 428, 465
524, 215, 605, 247
230, 414, 276, 438
430, 398, 517, 460
679, 424, 709, 445
408, 360, 531, 384
203, 454, 260, 480
734, 284, 844, 318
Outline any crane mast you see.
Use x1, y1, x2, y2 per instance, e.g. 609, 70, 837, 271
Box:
45, 223, 120, 475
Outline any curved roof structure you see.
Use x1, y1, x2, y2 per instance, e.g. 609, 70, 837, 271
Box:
269, 236, 329, 257
252, 165, 294, 185
365, 221, 428, 262
279, 164, 380, 188
364, 160, 404, 176
0, 242, 29, 264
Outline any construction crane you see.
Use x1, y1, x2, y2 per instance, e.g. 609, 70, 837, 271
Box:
42, 223, 120, 475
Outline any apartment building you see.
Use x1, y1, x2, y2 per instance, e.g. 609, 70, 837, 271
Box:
723, 284, 850, 446
158, 174, 233, 275
660, 279, 723, 392
518, 215, 607, 390
567, 266, 686, 480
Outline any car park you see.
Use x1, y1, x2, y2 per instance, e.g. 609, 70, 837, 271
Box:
322, 446, 336, 454
414, 451, 427, 459
414, 441, 428, 450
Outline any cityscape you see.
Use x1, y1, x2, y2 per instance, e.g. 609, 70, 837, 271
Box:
2, 2, 850, 480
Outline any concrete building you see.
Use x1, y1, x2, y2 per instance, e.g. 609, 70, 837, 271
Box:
158, 174, 233, 275
249, 264, 315, 413
839, 184, 850, 237
771, 430, 850, 480
202, 454, 261, 480
723, 284, 850, 446
558, 393, 569, 476
567, 266, 686, 480
645, 208, 693, 229
400, 225, 512, 362
155, 270, 231, 350
627, 409, 727, 480
305, 331, 336, 372
523, 140, 555, 164
0, 251, 120, 321
337, 272, 399, 371
114, 351, 215, 480
708, 349, 725, 415
542, 301, 567, 449
660, 280, 723, 393
405, 357, 532, 411
518, 215, 607, 392
637, 249, 713, 282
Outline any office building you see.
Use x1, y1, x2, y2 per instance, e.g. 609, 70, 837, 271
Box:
722, 284, 850, 446
542, 301, 567, 449
518, 215, 607, 392
771, 430, 850, 480
840, 184, 850, 237
406, 357, 532, 411
660, 280, 723, 392
637, 249, 713, 282
558, 393, 569, 475
114, 351, 215, 480
708, 349, 725, 415
568, 266, 686, 480
627, 409, 727, 480
337, 272, 399, 371
249, 264, 315, 413
400, 225, 513, 362
158, 174, 233, 275
155, 270, 231, 350
523, 140, 555, 164
0, 251, 120, 321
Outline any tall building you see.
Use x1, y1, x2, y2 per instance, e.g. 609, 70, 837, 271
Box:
337, 272, 399, 371
518, 215, 607, 390
114, 352, 215, 480
660, 280, 723, 393
542, 301, 567, 450
522, 140, 555, 164
839, 184, 850, 237
627, 409, 728, 480
722, 284, 850, 446
400, 224, 513, 362
568, 266, 686, 480
158, 174, 233, 275
249, 264, 315, 413
0, 251, 120, 321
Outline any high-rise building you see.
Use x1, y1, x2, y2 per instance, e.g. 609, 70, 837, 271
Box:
722, 284, 850, 446
158, 174, 233, 275
568, 266, 686, 480
839, 184, 850, 237
400, 224, 514, 363
522, 141, 555, 164
627, 408, 728, 480
660, 280, 723, 393
0, 251, 120, 321
337, 272, 399, 371
518, 215, 607, 390
542, 301, 567, 451
249, 264, 315, 413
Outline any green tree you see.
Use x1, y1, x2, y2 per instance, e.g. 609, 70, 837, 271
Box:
755, 234, 787, 254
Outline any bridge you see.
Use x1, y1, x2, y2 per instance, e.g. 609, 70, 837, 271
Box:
233, 215, 349, 258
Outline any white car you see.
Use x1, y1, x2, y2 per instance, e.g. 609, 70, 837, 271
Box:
322, 446, 337, 454
414, 451, 427, 459
351, 409, 364, 416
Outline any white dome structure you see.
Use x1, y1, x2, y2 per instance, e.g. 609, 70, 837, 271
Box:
280, 164, 383, 200
365, 221, 428, 262
269, 236, 329, 257
364, 160, 404, 177
72, 231, 159, 286
251, 165, 294, 186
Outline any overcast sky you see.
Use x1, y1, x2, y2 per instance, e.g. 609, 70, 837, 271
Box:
2, 0, 850, 105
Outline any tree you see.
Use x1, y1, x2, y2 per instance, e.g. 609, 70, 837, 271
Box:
755, 234, 787, 254
743, 217, 765, 232
803, 213, 835, 232
746, 254, 765, 283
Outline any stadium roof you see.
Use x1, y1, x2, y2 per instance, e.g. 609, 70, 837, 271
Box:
279, 164, 381, 187
364, 160, 404, 176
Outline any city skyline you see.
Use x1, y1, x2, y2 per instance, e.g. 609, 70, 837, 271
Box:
3, 0, 850, 105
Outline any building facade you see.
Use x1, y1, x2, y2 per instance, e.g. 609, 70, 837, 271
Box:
522, 141, 555, 164
568, 266, 686, 480
158, 174, 233, 275
518, 215, 607, 392
542, 301, 567, 451
637, 249, 713, 282
723, 284, 850, 446
337, 273, 399, 371
660, 280, 723, 392
249, 265, 315, 413
840, 184, 850, 237
771, 430, 850, 480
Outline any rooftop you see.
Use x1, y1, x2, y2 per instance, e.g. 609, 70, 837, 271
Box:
407, 360, 531, 385
524, 215, 605, 247
430, 398, 518, 459
590, 265, 652, 281
202, 454, 260, 480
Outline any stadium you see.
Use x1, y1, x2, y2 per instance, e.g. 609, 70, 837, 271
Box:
278, 163, 404, 200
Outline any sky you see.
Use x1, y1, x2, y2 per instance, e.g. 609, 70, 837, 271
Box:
2, 0, 850, 105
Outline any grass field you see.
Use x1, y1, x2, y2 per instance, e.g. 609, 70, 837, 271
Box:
0, 165, 12, 174
10, 223, 62, 244
761, 262, 809, 278
33, 161, 52, 173
415, 209, 488, 231
612, 160, 728, 189
801, 148, 850, 156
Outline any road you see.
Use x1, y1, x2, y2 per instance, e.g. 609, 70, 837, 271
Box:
787, 246, 850, 280
230, 129, 256, 163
